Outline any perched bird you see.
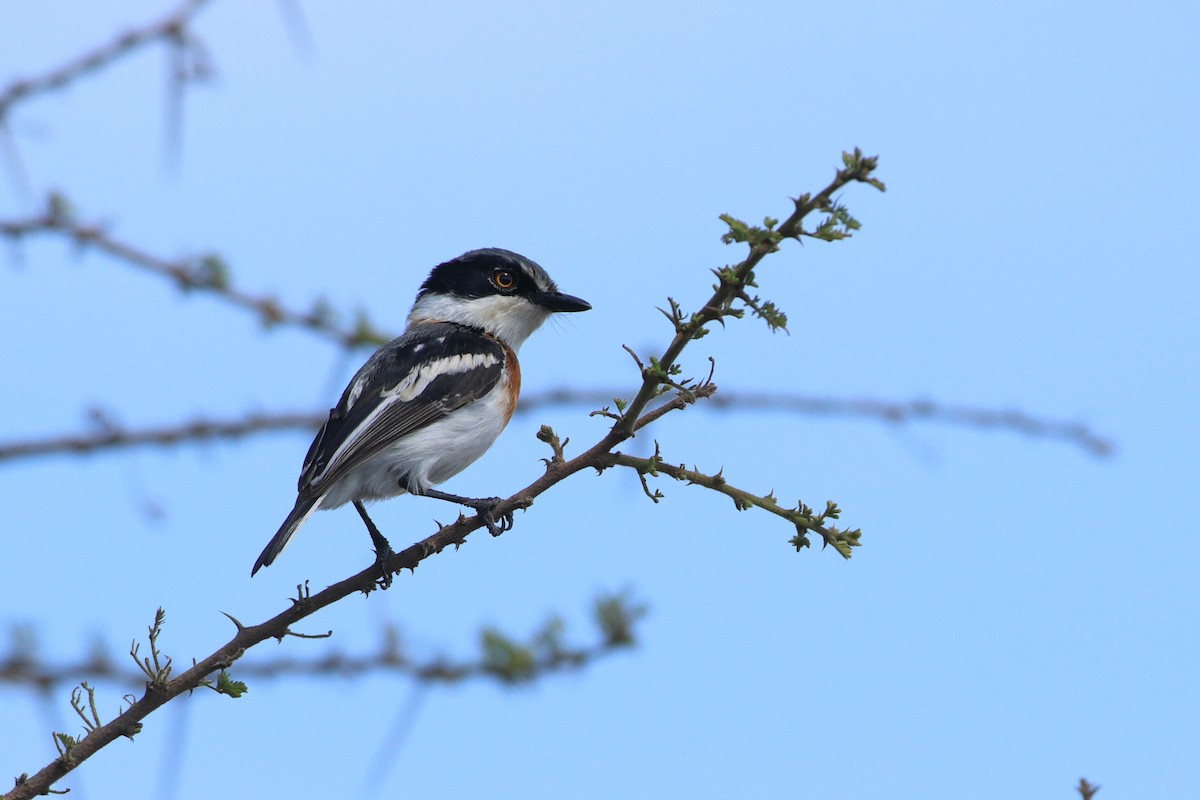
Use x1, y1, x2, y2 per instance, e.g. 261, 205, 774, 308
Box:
252, 248, 590, 583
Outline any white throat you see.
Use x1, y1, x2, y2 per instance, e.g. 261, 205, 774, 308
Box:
407, 293, 552, 351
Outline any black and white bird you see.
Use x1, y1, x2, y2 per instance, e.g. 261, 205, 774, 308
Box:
252, 248, 590, 582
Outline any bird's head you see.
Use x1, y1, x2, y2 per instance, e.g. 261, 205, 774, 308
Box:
408, 248, 591, 349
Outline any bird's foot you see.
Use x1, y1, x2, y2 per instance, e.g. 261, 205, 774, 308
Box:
371, 534, 395, 590
419, 489, 516, 537
354, 500, 395, 590
463, 496, 513, 537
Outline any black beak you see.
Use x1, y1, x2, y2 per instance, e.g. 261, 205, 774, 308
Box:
539, 291, 591, 313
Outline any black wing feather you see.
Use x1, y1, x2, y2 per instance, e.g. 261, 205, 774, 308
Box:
296, 323, 505, 497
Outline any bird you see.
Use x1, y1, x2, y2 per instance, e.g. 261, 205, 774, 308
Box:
251, 248, 591, 585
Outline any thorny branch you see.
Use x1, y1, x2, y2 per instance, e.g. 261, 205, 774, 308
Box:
607, 149, 883, 447
0, 393, 1113, 463
4, 153, 880, 799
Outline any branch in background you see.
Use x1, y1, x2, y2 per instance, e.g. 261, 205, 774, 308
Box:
0, 194, 391, 348
0, 409, 324, 461
0, 593, 644, 692
543, 390, 1113, 456
0, 392, 1114, 464
703, 391, 1113, 455
0, 0, 215, 123
0, 0, 217, 183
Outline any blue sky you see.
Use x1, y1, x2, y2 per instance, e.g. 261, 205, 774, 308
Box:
2, 1, 1197, 798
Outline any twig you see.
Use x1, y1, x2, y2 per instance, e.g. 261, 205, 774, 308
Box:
609, 150, 884, 444
605, 451, 861, 556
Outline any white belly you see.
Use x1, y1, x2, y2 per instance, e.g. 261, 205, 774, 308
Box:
317, 383, 512, 509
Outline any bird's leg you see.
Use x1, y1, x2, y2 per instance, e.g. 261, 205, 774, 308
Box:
353, 500, 394, 589
418, 488, 513, 536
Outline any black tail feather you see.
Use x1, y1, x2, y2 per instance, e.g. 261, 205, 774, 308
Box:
252, 495, 321, 576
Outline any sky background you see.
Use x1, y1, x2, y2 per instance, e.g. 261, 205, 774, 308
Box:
2, 1, 1198, 798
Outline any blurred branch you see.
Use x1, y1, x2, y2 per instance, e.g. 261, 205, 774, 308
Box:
0, 392, 1113, 464
5, 152, 876, 800
1076, 778, 1100, 799
0, 594, 643, 692
545, 390, 1113, 455
0, 194, 390, 348
0, 0, 215, 122
706, 391, 1113, 455
0, 409, 322, 461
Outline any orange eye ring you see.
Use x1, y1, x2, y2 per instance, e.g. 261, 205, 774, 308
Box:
493, 270, 515, 290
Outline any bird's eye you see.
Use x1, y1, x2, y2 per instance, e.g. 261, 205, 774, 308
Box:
493, 270, 515, 290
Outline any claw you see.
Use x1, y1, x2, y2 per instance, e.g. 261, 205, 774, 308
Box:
418, 489, 516, 537
373, 539, 395, 590
468, 496, 510, 537
456, 494, 513, 537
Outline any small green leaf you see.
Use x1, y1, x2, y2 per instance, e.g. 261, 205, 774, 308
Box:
719, 213, 751, 244
214, 670, 248, 698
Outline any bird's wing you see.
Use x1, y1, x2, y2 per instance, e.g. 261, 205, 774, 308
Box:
297, 323, 506, 496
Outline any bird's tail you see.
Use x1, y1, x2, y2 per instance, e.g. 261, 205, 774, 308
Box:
252, 495, 322, 576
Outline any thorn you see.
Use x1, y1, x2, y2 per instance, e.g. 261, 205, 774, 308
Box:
219, 611, 246, 632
